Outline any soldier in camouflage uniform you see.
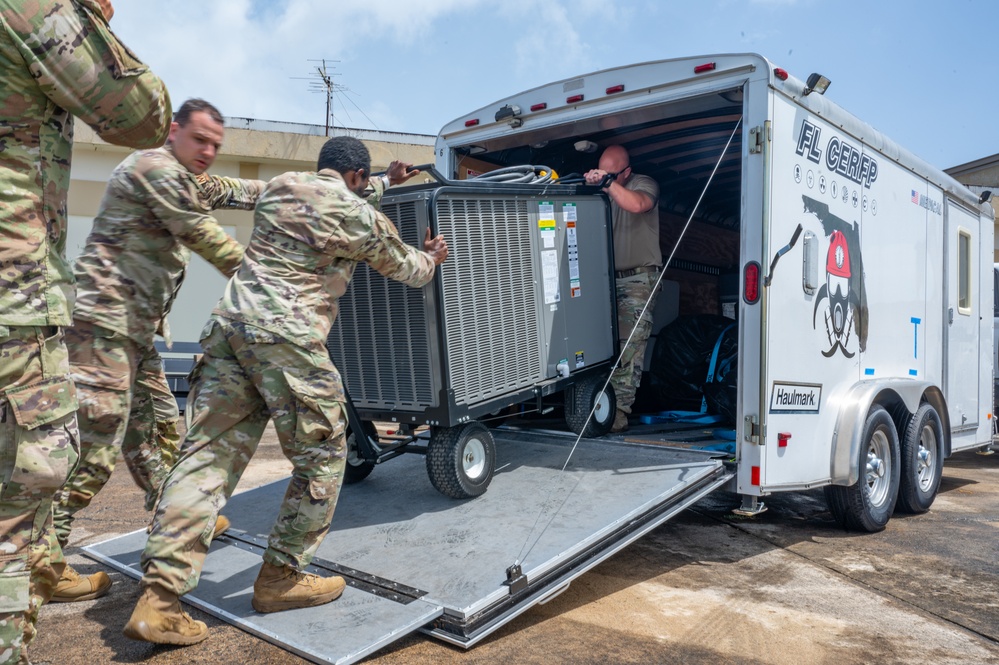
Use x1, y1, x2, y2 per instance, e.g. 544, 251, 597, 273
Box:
50, 99, 264, 603
125, 346, 183, 501
0, 1, 171, 660
585, 145, 662, 432
124, 135, 448, 646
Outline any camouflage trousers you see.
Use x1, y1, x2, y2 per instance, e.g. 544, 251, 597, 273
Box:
0, 326, 80, 663
129, 343, 181, 504
141, 317, 347, 597
52, 320, 180, 551
611, 269, 661, 415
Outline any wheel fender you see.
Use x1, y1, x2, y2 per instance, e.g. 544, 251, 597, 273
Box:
829, 380, 949, 485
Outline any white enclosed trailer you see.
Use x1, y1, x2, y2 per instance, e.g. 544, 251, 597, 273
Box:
434, 52, 994, 530
87, 53, 995, 663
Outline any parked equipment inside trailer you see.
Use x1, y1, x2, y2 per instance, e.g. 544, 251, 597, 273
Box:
86, 53, 995, 665
326, 180, 620, 498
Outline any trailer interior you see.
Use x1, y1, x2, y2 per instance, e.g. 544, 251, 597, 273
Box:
446, 87, 746, 429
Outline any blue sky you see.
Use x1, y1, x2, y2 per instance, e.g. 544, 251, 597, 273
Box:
113, 0, 992, 169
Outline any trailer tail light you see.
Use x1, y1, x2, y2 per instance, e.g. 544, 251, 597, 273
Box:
530, 103, 547, 112
566, 94, 584, 104
694, 62, 716, 74
743, 261, 761, 304
751, 466, 761, 486
464, 118, 479, 127
774, 68, 789, 81
606, 84, 625, 95
777, 432, 791, 448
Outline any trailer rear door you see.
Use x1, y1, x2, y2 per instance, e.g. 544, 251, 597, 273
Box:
755, 96, 863, 490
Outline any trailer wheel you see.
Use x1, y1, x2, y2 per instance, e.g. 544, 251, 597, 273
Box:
343, 421, 377, 485
426, 422, 495, 499
896, 404, 944, 514
824, 405, 900, 532
564, 376, 616, 437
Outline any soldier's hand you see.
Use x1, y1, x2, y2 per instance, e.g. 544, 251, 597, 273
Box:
424, 228, 448, 265
584, 169, 606, 186
386, 160, 421, 186
95, 0, 115, 21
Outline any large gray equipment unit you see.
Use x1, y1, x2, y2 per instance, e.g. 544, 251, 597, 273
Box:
327, 178, 619, 498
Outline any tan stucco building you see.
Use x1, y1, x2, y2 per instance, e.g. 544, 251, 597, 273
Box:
945, 154, 999, 262
67, 118, 435, 349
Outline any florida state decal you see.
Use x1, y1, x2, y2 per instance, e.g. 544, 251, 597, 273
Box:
803, 195, 868, 358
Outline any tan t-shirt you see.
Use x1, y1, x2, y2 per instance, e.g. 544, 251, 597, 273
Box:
611, 173, 661, 271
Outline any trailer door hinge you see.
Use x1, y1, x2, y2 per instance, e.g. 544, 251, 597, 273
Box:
749, 126, 765, 154
505, 564, 528, 595
744, 415, 762, 444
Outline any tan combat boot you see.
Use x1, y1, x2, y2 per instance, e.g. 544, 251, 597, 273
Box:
51, 564, 112, 602
212, 515, 231, 539
611, 409, 630, 433
251, 562, 345, 613
123, 584, 208, 645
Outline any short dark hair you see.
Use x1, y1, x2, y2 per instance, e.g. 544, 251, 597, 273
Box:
174, 99, 224, 127
317, 136, 370, 175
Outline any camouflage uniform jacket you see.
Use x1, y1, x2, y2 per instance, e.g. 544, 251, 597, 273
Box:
73, 146, 265, 345
0, 0, 172, 328
213, 170, 437, 353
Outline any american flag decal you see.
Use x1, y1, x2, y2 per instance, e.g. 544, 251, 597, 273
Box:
911, 189, 920, 204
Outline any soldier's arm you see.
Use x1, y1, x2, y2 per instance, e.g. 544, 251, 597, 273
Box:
194, 174, 267, 211
136, 166, 244, 277
360, 173, 388, 208
346, 206, 437, 288
361, 161, 421, 209
3, 0, 171, 149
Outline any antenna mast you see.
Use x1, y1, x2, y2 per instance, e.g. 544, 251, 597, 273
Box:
297, 58, 342, 136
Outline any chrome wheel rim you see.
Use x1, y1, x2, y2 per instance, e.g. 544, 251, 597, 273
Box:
865, 429, 891, 507
916, 423, 938, 492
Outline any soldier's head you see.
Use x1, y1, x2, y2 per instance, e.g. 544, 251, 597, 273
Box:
598, 145, 631, 186
168, 99, 225, 175
318, 136, 371, 196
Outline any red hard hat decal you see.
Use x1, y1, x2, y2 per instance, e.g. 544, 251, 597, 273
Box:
826, 230, 851, 277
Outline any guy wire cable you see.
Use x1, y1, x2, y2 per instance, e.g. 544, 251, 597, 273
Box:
513, 116, 744, 567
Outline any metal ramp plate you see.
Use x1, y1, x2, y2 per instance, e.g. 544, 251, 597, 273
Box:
84, 529, 444, 664
86, 432, 730, 664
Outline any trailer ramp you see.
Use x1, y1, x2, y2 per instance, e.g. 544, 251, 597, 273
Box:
86, 431, 732, 664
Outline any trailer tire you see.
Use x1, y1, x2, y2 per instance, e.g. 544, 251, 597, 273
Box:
896, 403, 944, 514
564, 376, 616, 437
824, 405, 900, 532
426, 422, 495, 499
344, 421, 377, 485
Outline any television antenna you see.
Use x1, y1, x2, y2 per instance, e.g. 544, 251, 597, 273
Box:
293, 59, 380, 136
